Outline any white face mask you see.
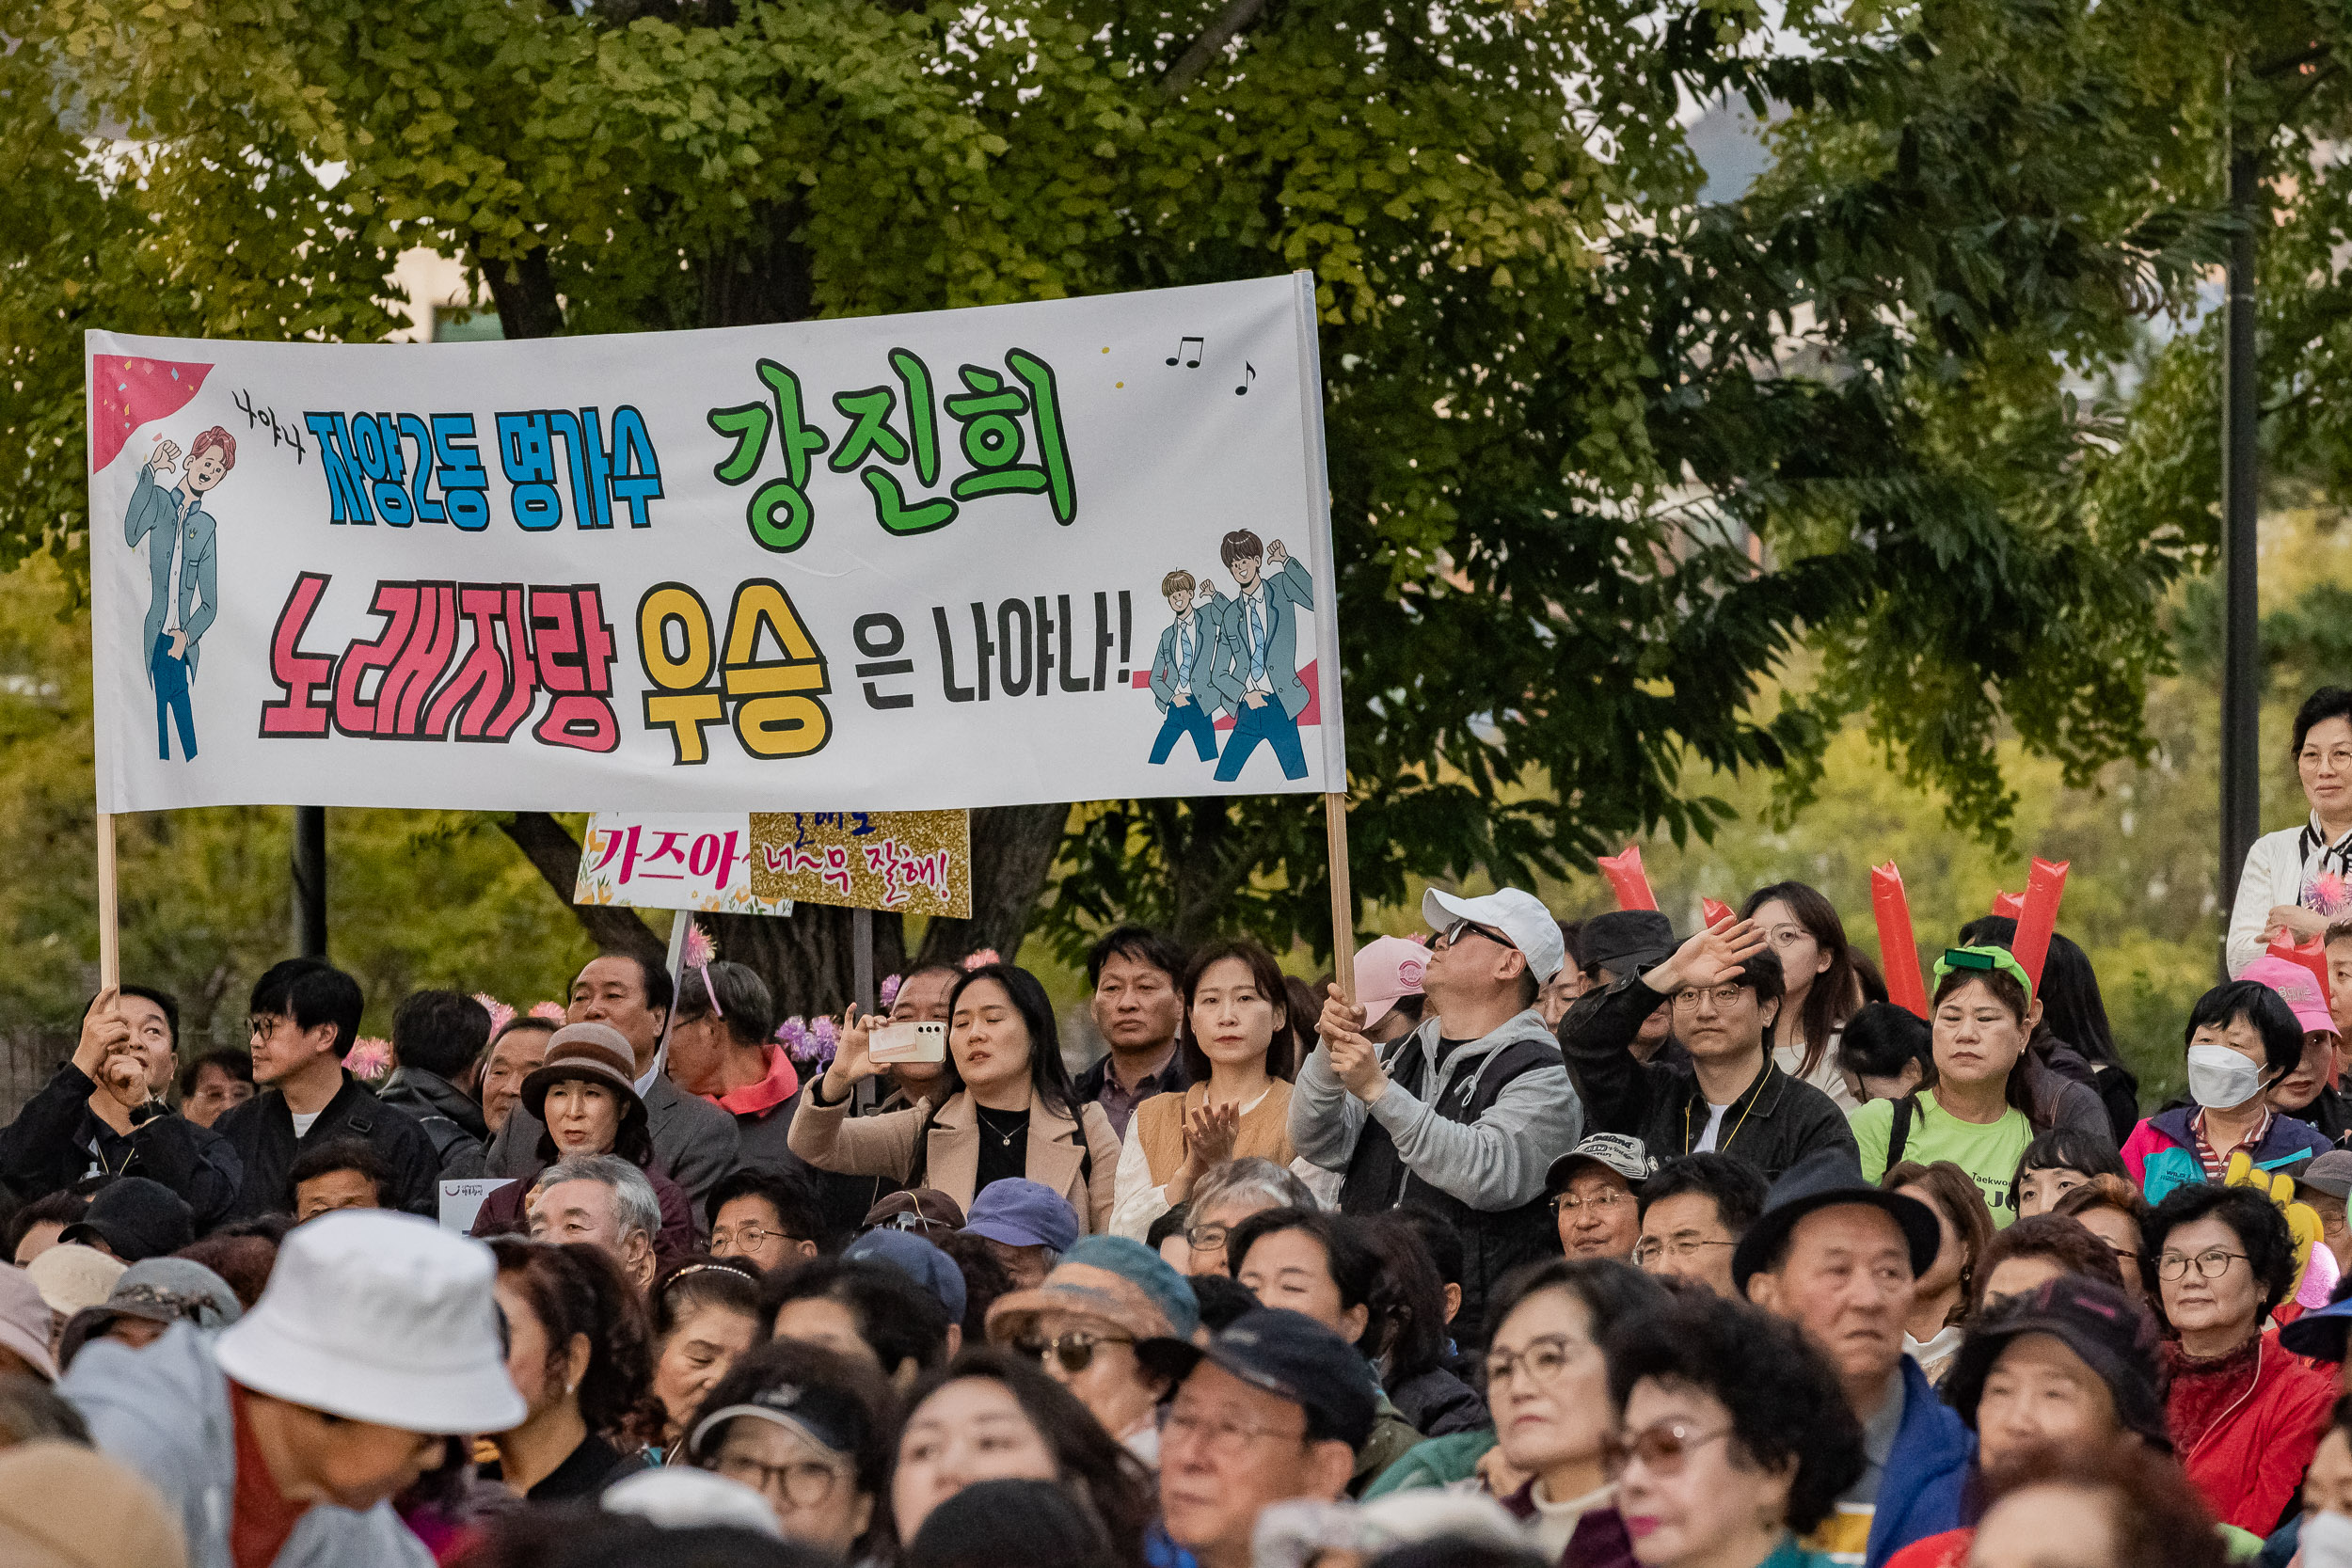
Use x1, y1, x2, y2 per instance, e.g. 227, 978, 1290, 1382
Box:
2186, 1043, 2265, 1111
2302, 1508, 2352, 1568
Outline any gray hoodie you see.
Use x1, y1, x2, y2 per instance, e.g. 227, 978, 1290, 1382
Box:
59, 1321, 434, 1568
1288, 1007, 1581, 1211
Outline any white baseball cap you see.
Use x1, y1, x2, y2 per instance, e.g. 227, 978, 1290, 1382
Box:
1422, 886, 1566, 983
214, 1209, 524, 1435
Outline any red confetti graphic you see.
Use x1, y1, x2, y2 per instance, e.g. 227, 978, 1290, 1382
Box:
90, 355, 214, 473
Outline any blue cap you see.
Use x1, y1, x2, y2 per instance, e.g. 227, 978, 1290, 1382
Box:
1137, 1307, 1375, 1449
844, 1228, 967, 1323
962, 1179, 1080, 1252
1061, 1235, 1199, 1339
2282, 1292, 2352, 1362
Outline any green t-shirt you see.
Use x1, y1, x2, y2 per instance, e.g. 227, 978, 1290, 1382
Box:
1849, 1090, 2032, 1227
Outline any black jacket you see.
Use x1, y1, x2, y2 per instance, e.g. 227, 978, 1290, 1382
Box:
1558, 972, 1856, 1181
0, 1062, 243, 1228
213, 1073, 440, 1219
375, 1067, 489, 1180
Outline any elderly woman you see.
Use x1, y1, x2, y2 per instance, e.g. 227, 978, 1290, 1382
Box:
1604, 1292, 1863, 1568
1168, 1156, 1319, 1277
791, 965, 1120, 1231
985, 1235, 1200, 1466
2122, 981, 2329, 1206
2228, 687, 2352, 976
469, 1023, 697, 1260
483, 1237, 660, 1500
1484, 1259, 1673, 1565
2148, 1182, 2335, 1532
1110, 941, 1298, 1241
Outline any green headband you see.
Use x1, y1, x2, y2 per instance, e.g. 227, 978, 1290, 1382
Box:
1931, 945, 2035, 1007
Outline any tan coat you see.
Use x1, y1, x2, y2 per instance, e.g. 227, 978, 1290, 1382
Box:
788, 1086, 1120, 1234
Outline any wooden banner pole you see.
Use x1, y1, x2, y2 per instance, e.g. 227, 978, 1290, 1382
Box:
1324, 791, 1357, 1006
97, 812, 121, 990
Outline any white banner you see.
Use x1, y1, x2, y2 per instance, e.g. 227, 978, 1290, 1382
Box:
88, 274, 1343, 814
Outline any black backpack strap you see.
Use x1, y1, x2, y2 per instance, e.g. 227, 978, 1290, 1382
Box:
1887, 1094, 1916, 1169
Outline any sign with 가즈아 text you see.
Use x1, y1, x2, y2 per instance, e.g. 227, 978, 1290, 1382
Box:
747, 810, 970, 917
575, 812, 793, 915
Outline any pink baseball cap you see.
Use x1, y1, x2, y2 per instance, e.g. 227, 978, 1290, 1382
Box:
2245, 955, 2337, 1037
1355, 936, 1429, 1028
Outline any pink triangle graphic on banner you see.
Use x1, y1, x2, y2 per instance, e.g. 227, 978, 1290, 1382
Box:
90, 355, 215, 473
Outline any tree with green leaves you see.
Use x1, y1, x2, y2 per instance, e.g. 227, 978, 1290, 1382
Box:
4, 0, 2329, 1016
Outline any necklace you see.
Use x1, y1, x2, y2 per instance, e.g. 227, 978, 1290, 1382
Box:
976, 1104, 1028, 1148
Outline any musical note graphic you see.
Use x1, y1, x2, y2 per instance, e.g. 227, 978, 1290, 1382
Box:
1166, 336, 1204, 368
1235, 363, 1255, 396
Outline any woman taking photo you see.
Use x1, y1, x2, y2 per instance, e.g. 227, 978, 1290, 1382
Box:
483, 1237, 662, 1500
1605, 1291, 1862, 1568
2147, 1182, 2334, 1532
2122, 980, 2329, 1206
2228, 686, 2352, 976
647, 1257, 764, 1462
1485, 1258, 1673, 1565
1881, 1161, 1994, 1386
1851, 948, 2080, 1226
890, 1346, 1156, 1566
1740, 883, 1865, 1111
682, 1338, 892, 1556
791, 964, 1120, 1232
1110, 941, 1297, 1241
469, 1023, 697, 1259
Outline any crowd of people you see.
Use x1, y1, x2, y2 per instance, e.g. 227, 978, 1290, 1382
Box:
15, 688, 2352, 1567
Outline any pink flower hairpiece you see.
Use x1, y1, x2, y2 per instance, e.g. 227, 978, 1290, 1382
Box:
683, 922, 723, 1017
530, 1001, 567, 1022
879, 974, 904, 1010
472, 992, 516, 1038
345, 1037, 393, 1081
2315, 872, 2351, 918
961, 948, 1002, 972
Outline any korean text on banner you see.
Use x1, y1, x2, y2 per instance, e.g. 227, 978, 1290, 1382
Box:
575, 812, 794, 916
87, 275, 1343, 815
576, 808, 973, 918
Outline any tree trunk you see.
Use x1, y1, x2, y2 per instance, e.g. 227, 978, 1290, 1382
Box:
498, 812, 668, 968
478, 248, 564, 341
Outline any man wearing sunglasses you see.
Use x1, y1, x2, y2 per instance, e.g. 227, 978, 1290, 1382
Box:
985, 1233, 1200, 1467
1292, 885, 1581, 1349
1558, 912, 1856, 1185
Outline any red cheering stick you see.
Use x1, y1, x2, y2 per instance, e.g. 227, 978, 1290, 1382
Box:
1701, 897, 1736, 931
1871, 863, 1930, 1019
1597, 846, 1659, 911
2010, 859, 2071, 992
2266, 934, 2331, 1006
1990, 890, 2024, 919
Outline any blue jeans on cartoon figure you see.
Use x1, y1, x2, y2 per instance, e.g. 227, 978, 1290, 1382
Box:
1215, 698, 1307, 782
1151, 699, 1218, 765
151, 634, 197, 761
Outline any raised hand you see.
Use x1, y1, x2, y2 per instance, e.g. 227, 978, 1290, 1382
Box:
1266, 539, 1289, 567
821, 1005, 883, 1101
147, 439, 182, 475
73, 987, 131, 1083
1327, 1029, 1389, 1104
1648, 915, 1768, 997
1183, 1101, 1242, 1171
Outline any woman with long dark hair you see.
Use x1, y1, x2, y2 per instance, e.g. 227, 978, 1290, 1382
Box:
1110, 940, 1298, 1241
790, 964, 1120, 1231
1740, 882, 1865, 1111
483, 1237, 663, 1500
1882, 1160, 1994, 1386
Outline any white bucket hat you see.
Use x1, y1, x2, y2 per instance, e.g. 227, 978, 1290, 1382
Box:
214, 1209, 524, 1434
1422, 886, 1566, 983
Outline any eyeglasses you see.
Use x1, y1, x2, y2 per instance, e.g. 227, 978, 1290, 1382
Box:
711, 1224, 798, 1255
1603, 1420, 1733, 1478
2158, 1248, 2249, 1281
713, 1451, 850, 1508
1762, 925, 1812, 950
1184, 1223, 1231, 1253
1155, 1403, 1309, 1457
246, 1013, 287, 1040
1484, 1333, 1593, 1388
1015, 1329, 1134, 1375
1670, 985, 1747, 1011
1554, 1189, 1634, 1214
1632, 1235, 1739, 1266
1438, 919, 1517, 953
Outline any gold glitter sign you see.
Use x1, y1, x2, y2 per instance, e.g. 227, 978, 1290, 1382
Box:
748, 811, 971, 917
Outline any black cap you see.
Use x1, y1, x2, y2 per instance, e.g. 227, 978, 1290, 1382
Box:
1942, 1276, 2170, 1451
685, 1372, 875, 1463
1137, 1307, 1375, 1449
1729, 1148, 1940, 1292
1579, 911, 1677, 977
60, 1177, 194, 1263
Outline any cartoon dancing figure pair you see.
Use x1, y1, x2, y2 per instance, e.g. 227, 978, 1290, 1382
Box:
1148, 529, 1312, 782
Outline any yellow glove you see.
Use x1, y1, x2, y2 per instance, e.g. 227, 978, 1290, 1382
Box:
2224, 1151, 2323, 1279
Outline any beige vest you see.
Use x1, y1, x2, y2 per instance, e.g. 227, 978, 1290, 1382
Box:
1133, 1078, 1296, 1184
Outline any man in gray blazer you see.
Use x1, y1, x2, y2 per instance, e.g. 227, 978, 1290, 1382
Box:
1148, 567, 1224, 765
1206, 530, 1313, 782
487, 952, 739, 1226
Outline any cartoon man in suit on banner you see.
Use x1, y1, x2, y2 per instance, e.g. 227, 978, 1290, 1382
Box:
1207, 529, 1312, 782
123, 427, 233, 761
1148, 567, 1227, 765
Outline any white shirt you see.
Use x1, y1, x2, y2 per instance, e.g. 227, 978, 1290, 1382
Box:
2228, 816, 2352, 977
1693, 1101, 1729, 1153
1530, 1481, 1616, 1561
1170, 610, 1199, 700
1234, 583, 1274, 695
290, 1109, 324, 1139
